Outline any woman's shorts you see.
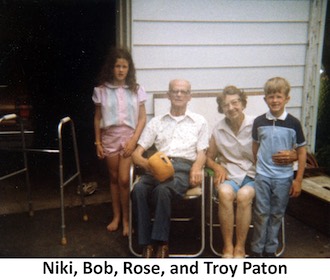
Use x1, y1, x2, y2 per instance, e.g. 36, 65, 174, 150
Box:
101, 125, 134, 157
214, 175, 255, 196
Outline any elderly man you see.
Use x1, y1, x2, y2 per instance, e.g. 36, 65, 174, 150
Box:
131, 79, 209, 258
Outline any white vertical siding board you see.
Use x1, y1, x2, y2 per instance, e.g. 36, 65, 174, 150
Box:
301, 0, 327, 151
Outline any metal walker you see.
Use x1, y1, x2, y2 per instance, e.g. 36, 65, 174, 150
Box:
0, 113, 33, 216
0, 114, 88, 245
57, 116, 89, 245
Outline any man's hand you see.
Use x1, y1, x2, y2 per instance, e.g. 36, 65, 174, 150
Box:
189, 165, 203, 187
131, 145, 149, 171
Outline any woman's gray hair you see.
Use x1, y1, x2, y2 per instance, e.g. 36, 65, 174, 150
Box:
216, 85, 247, 114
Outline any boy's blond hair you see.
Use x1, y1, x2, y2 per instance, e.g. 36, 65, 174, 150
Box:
264, 77, 291, 96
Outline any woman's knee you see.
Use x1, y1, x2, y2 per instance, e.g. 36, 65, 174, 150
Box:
236, 186, 255, 204
217, 184, 235, 202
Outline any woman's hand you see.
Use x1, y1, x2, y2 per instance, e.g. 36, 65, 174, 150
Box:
272, 150, 297, 165
190, 165, 203, 187
213, 164, 228, 186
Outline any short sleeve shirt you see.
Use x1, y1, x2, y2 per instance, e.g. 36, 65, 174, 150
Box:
92, 83, 147, 129
138, 110, 209, 162
212, 114, 256, 185
252, 110, 306, 178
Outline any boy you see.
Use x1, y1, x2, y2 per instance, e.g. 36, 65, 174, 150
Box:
250, 77, 307, 257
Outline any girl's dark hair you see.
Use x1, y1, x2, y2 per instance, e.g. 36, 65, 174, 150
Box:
97, 47, 138, 93
216, 85, 247, 114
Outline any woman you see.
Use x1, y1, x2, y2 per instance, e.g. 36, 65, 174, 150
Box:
207, 85, 255, 258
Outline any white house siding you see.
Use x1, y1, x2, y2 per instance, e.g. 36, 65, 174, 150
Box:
128, 0, 327, 151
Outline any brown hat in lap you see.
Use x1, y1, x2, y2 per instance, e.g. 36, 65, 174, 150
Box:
148, 152, 175, 182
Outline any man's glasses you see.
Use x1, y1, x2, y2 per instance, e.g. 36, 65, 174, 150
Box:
169, 90, 191, 96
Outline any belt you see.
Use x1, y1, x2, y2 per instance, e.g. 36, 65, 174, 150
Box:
168, 157, 193, 165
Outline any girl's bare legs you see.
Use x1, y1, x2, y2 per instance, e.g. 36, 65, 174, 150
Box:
118, 155, 131, 236
106, 155, 121, 232
105, 154, 132, 236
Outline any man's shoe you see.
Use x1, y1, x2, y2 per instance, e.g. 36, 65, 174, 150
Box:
156, 244, 169, 258
142, 245, 154, 258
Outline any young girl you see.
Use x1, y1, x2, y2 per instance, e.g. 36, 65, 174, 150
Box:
92, 48, 147, 236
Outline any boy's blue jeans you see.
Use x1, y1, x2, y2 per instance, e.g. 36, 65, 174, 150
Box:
251, 173, 293, 254
131, 160, 191, 246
